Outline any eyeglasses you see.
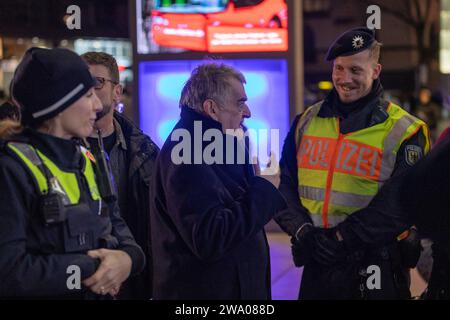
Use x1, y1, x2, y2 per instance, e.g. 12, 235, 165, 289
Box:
94, 76, 118, 90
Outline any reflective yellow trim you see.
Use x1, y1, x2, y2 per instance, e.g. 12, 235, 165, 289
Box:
7, 143, 101, 203
296, 101, 431, 221
8, 144, 48, 195
80, 148, 100, 201
36, 150, 80, 204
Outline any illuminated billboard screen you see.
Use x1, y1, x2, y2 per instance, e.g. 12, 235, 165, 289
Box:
139, 58, 290, 163
137, 0, 288, 54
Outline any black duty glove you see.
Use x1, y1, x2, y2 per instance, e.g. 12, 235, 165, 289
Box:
398, 227, 422, 268
291, 223, 315, 267
311, 227, 346, 266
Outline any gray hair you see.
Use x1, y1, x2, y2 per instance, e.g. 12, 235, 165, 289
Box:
179, 63, 246, 113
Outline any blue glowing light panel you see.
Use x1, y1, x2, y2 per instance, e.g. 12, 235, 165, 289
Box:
139, 59, 289, 152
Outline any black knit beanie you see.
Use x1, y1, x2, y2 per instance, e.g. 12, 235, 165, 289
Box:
12, 47, 96, 125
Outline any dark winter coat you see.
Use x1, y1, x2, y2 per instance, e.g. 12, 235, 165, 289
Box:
88, 111, 159, 300
337, 131, 450, 299
151, 107, 286, 300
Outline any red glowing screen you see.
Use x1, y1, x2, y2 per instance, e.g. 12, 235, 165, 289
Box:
137, 0, 288, 54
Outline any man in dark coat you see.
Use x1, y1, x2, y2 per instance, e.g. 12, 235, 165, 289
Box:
151, 63, 287, 300
82, 52, 159, 299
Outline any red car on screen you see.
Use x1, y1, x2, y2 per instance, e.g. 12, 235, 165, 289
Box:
151, 0, 288, 52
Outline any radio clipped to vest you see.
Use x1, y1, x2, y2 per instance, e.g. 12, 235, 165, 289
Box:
40, 185, 66, 224
37, 159, 69, 224
7, 142, 70, 224
8, 141, 104, 224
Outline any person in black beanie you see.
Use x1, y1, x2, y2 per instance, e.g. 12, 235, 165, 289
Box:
0, 47, 145, 299
274, 27, 430, 299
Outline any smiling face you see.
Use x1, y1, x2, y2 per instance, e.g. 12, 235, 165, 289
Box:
332, 49, 381, 104
46, 88, 102, 139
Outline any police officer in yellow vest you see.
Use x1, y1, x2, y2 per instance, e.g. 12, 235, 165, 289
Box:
275, 27, 430, 299
0, 47, 145, 298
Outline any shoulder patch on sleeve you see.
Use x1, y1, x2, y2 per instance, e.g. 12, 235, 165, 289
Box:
405, 145, 423, 166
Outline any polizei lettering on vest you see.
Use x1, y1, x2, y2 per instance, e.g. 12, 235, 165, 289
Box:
299, 136, 381, 179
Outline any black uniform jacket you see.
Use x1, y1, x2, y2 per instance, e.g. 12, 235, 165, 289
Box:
0, 129, 145, 298
338, 133, 450, 248
275, 83, 428, 237
274, 83, 428, 299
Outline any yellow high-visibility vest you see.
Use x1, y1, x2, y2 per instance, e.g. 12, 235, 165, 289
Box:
295, 101, 430, 228
7, 142, 100, 204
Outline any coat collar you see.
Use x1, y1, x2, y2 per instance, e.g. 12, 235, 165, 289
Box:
180, 106, 223, 131
113, 117, 127, 151
319, 79, 383, 119
20, 128, 82, 170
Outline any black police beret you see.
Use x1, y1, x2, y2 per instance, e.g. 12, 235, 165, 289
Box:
326, 27, 376, 61
12, 47, 96, 125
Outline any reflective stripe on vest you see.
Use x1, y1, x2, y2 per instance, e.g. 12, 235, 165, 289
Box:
309, 212, 347, 227
295, 101, 430, 228
7, 142, 100, 204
